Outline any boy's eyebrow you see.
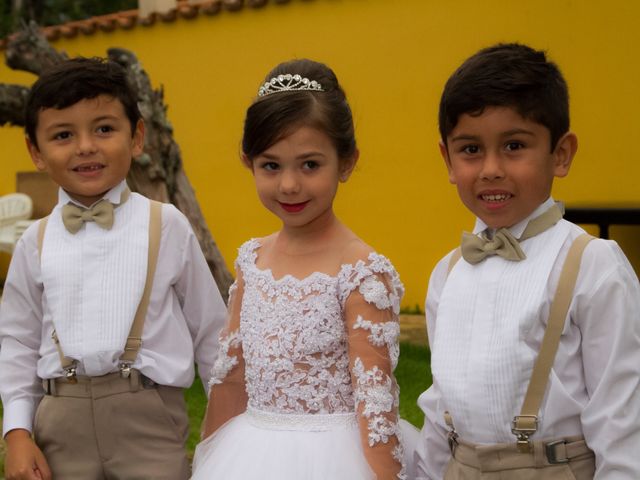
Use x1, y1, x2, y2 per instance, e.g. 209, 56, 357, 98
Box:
449, 134, 479, 143
501, 128, 536, 137
42, 114, 120, 131
449, 128, 536, 142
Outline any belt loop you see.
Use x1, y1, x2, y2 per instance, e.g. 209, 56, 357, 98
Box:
42, 378, 57, 396
129, 369, 140, 392
545, 440, 570, 464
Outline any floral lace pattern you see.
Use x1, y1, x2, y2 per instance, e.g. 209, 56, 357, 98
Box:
353, 315, 400, 370
208, 329, 241, 391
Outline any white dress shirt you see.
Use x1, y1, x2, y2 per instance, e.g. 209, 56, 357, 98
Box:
0, 181, 227, 436
415, 197, 640, 479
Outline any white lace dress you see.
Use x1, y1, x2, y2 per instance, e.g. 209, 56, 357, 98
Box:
191, 239, 415, 480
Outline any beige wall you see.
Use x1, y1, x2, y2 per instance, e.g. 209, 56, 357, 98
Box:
1, 0, 639, 306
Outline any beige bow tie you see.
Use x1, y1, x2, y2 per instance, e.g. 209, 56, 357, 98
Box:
461, 203, 563, 264
61, 188, 131, 234
62, 200, 114, 234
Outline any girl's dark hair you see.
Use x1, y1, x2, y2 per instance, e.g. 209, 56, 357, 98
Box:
25, 57, 141, 146
439, 43, 569, 151
242, 59, 356, 162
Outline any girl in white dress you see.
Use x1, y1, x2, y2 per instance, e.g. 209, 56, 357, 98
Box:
191, 59, 416, 479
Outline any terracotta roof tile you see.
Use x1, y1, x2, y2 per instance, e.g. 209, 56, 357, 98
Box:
0, 0, 294, 50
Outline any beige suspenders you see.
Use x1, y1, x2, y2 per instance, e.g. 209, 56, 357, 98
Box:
37, 200, 163, 381
444, 233, 594, 452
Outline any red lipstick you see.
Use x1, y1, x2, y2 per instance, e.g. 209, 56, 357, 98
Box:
279, 201, 308, 213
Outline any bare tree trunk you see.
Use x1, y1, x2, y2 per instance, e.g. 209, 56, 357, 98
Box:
0, 22, 234, 301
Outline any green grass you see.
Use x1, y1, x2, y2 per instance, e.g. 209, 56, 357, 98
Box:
397, 342, 431, 427
1, 343, 431, 476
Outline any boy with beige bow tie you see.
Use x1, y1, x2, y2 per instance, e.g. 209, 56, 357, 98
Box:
0, 57, 226, 479
414, 43, 640, 479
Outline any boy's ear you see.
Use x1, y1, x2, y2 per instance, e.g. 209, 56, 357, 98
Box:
26, 137, 47, 172
339, 149, 359, 182
241, 153, 254, 171
439, 140, 455, 184
131, 119, 145, 158
552, 131, 578, 178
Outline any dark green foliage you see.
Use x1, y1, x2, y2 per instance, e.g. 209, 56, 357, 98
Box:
0, 0, 138, 38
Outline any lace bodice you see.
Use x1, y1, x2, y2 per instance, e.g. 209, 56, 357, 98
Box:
207, 239, 406, 478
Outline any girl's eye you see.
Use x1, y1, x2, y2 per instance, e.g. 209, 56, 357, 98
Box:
505, 141, 524, 151
261, 162, 279, 171
302, 160, 319, 170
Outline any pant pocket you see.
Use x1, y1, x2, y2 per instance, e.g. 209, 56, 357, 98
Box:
148, 387, 189, 444
32, 395, 49, 444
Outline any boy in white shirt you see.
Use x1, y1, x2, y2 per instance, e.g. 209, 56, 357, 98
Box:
0, 57, 226, 479
415, 43, 640, 479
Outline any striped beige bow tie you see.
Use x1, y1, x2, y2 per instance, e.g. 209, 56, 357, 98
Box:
460, 203, 563, 264
61, 188, 131, 234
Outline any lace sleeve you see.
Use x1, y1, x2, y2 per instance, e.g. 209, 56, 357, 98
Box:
344, 256, 406, 479
201, 271, 247, 439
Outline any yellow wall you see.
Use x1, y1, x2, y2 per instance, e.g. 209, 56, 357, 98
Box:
1, 0, 639, 307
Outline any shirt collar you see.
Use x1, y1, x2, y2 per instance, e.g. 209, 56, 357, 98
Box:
473, 196, 557, 238
58, 180, 129, 208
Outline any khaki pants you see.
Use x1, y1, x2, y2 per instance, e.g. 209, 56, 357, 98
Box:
34, 371, 190, 480
444, 436, 595, 480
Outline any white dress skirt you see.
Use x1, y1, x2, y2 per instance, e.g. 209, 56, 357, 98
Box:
191, 408, 375, 479
191, 408, 420, 479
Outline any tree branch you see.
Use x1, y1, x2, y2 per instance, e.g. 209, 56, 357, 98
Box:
0, 83, 29, 126
5, 21, 67, 75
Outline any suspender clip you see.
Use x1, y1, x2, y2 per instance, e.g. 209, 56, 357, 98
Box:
512, 415, 538, 453
443, 411, 459, 455
119, 362, 132, 378
65, 366, 78, 384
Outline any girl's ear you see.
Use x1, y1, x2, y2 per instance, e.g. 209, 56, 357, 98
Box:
552, 131, 577, 178
339, 149, 359, 182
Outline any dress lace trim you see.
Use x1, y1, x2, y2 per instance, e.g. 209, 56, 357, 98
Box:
208, 330, 241, 392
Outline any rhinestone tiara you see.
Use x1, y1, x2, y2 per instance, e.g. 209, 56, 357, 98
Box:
258, 73, 323, 97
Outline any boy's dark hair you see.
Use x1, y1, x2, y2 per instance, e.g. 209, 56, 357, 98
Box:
439, 43, 569, 150
243, 58, 356, 163
25, 57, 141, 146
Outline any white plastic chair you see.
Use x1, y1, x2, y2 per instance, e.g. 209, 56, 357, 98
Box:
0, 193, 34, 253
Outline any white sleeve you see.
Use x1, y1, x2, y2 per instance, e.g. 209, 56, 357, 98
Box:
169, 206, 227, 390
415, 252, 455, 480
575, 240, 640, 479
0, 226, 44, 436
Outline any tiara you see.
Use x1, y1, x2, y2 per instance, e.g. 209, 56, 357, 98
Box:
258, 73, 323, 97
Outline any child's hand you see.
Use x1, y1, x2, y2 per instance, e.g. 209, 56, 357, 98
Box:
4, 429, 52, 480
